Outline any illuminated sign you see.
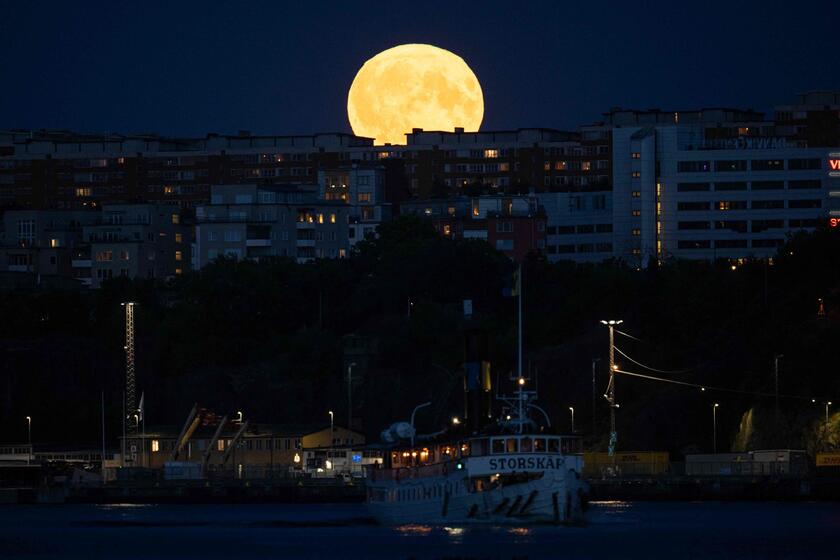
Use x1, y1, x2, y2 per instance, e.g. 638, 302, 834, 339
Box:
830, 153, 840, 177
830, 218, 839, 229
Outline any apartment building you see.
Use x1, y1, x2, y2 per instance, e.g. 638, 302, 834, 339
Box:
400, 194, 547, 261
194, 184, 351, 267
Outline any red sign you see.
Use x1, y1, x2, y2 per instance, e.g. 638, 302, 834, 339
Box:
831, 218, 840, 228
830, 159, 840, 171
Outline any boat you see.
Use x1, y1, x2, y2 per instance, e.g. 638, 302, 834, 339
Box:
365, 426, 587, 525
366, 266, 586, 525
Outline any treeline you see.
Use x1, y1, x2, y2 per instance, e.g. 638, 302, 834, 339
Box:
1, 217, 839, 456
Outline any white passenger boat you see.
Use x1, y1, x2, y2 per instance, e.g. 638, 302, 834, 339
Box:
365, 430, 587, 525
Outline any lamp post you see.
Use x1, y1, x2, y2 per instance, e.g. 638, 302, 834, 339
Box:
591, 358, 600, 440
826, 402, 833, 425
713, 403, 720, 454
774, 354, 783, 426
600, 320, 623, 455
328, 410, 334, 470
410, 401, 432, 447
569, 407, 575, 433
26, 416, 32, 465
347, 362, 357, 432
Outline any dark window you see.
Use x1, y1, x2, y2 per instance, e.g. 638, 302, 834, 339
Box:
677, 182, 710, 192
787, 199, 821, 209
595, 223, 613, 233
677, 201, 710, 211
678, 221, 711, 230
546, 226, 557, 235
788, 158, 821, 170
714, 160, 747, 172
556, 244, 576, 253
789, 179, 821, 190
751, 200, 784, 210
751, 181, 783, 190
715, 182, 748, 191
789, 218, 818, 228
752, 239, 784, 248
715, 220, 748, 233
715, 239, 748, 248
556, 226, 575, 235
752, 219, 784, 233
678, 240, 711, 249
677, 161, 711, 173
546, 245, 557, 254
576, 225, 594, 234
751, 159, 784, 171
577, 243, 594, 253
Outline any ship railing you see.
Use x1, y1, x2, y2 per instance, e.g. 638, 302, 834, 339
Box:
367, 461, 453, 482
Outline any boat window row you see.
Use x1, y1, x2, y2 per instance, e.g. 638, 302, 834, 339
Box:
490, 436, 581, 454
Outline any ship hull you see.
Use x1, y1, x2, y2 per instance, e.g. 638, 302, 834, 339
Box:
366, 470, 586, 526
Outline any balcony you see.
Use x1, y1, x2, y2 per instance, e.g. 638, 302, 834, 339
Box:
246, 239, 271, 247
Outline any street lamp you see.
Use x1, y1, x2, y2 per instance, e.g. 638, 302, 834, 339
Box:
827, 402, 833, 425
236, 410, 243, 423
713, 404, 720, 454
410, 402, 432, 447
347, 362, 357, 432
25, 416, 32, 465
451, 416, 460, 425
569, 407, 575, 433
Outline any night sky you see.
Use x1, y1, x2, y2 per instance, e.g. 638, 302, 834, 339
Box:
1, 0, 839, 138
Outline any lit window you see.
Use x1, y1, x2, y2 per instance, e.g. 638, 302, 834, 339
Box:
631, 152, 641, 159
172, 214, 180, 224
175, 251, 182, 261
175, 268, 182, 275
49, 238, 59, 248
582, 161, 591, 171
164, 186, 175, 195
330, 213, 336, 224
75, 187, 92, 197
151, 440, 159, 452
217, 440, 225, 451
358, 193, 372, 203
443, 224, 451, 236
632, 229, 641, 236
120, 250, 130, 261
317, 213, 324, 224
339, 249, 346, 258
175, 233, 183, 243
484, 149, 498, 159
555, 161, 567, 171
632, 210, 641, 217
96, 251, 113, 262
632, 191, 641, 198
631, 171, 641, 178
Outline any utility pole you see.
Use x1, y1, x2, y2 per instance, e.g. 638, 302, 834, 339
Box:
601, 320, 622, 456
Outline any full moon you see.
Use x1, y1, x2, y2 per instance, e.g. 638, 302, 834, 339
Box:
347, 44, 484, 145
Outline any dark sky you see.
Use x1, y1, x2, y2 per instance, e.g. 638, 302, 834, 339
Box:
1, 0, 839, 138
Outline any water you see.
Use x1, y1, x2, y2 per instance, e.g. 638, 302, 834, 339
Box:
1, 501, 837, 559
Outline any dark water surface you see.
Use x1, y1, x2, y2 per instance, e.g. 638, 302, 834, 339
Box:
2, 501, 838, 559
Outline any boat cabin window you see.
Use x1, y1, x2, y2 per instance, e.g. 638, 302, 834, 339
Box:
533, 438, 546, 452
548, 438, 560, 453
506, 438, 518, 453
492, 439, 505, 454
561, 437, 583, 454
520, 437, 532, 452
